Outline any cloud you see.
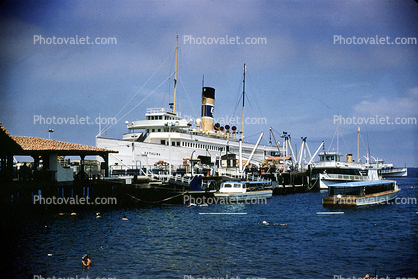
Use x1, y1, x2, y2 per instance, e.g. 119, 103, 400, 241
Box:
353, 89, 418, 118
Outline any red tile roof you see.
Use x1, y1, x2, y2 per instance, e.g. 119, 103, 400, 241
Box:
0, 123, 13, 138
13, 136, 117, 153
0, 123, 117, 155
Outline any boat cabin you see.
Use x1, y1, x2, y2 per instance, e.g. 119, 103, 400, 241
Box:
219, 181, 271, 193
328, 180, 398, 197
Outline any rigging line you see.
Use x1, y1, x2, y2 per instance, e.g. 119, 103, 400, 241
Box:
178, 76, 197, 119
339, 131, 351, 154
101, 50, 175, 134
328, 127, 338, 152
103, 72, 174, 133
246, 74, 264, 116
244, 131, 264, 140
359, 133, 368, 154
246, 74, 269, 132
230, 80, 243, 120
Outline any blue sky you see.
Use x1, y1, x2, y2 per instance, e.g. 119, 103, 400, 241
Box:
1, 0, 417, 166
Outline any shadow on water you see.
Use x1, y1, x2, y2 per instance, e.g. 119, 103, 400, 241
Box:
2, 168, 418, 278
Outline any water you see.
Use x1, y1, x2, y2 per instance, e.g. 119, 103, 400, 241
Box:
8, 169, 418, 279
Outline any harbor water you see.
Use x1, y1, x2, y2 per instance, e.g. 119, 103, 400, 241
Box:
7, 169, 418, 279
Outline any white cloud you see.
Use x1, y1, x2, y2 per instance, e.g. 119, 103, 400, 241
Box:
353, 91, 418, 119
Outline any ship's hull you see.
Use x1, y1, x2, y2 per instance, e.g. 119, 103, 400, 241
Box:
214, 190, 273, 202
380, 168, 407, 177
322, 189, 400, 207
96, 134, 278, 171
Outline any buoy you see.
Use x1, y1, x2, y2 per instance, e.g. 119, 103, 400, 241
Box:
263, 221, 269, 225
71, 212, 76, 216
48, 254, 52, 257
59, 213, 64, 216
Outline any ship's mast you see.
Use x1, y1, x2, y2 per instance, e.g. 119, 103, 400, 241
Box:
357, 126, 360, 163
336, 122, 339, 155
173, 34, 179, 113
241, 63, 246, 139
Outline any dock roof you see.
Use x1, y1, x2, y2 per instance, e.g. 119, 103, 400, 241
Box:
0, 123, 117, 156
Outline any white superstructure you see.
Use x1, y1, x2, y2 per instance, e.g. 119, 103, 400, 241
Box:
311, 152, 381, 190
96, 38, 279, 175
96, 93, 280, 174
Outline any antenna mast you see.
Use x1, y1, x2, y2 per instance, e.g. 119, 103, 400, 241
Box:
241, 63, 246, 139
357, 127, 360, 162
173, 34, 179, 113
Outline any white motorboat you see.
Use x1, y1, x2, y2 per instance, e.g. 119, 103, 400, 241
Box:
214, 180, 273, 202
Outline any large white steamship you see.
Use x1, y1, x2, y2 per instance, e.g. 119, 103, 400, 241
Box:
96, 86, 280, 172
96, 36, 280, 173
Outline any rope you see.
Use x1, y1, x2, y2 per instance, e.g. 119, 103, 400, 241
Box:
124, 190, 189, 204
307, 179, 318, 191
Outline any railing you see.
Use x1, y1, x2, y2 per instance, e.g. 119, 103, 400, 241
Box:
322, 173, 369, 181
380, 168, 406, 173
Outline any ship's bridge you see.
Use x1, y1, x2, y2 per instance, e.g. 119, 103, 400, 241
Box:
318, 152, 342, 162
125, 108, 192, 132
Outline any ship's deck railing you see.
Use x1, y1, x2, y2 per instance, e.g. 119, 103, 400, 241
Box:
146, 108, 167, 114
380, 168, 406, 173
146, 107, 181, 117
171, 174, 195, 184
321, 173, 369, 181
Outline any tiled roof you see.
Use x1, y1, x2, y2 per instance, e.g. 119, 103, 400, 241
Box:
0, 123, 23, 153
0, 123, 13, 139
0, 123, 116, 154
12, 136, 117, 153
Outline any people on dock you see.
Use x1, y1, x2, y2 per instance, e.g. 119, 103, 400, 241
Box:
82, 254, 91, 267
19, 163, 31, 181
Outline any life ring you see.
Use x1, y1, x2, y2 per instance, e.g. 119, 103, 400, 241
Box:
336, 162, 340, 167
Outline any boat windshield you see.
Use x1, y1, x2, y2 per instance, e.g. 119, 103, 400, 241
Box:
329, 182, 396, 197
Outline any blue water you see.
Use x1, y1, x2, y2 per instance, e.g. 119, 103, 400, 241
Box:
11, 169, 418, 279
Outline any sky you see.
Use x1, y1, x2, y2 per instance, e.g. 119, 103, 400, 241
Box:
1, 0, 417, 166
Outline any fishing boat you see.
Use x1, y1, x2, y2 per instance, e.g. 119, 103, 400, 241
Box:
322, 180, 400, 207
214, 180, 273, 202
